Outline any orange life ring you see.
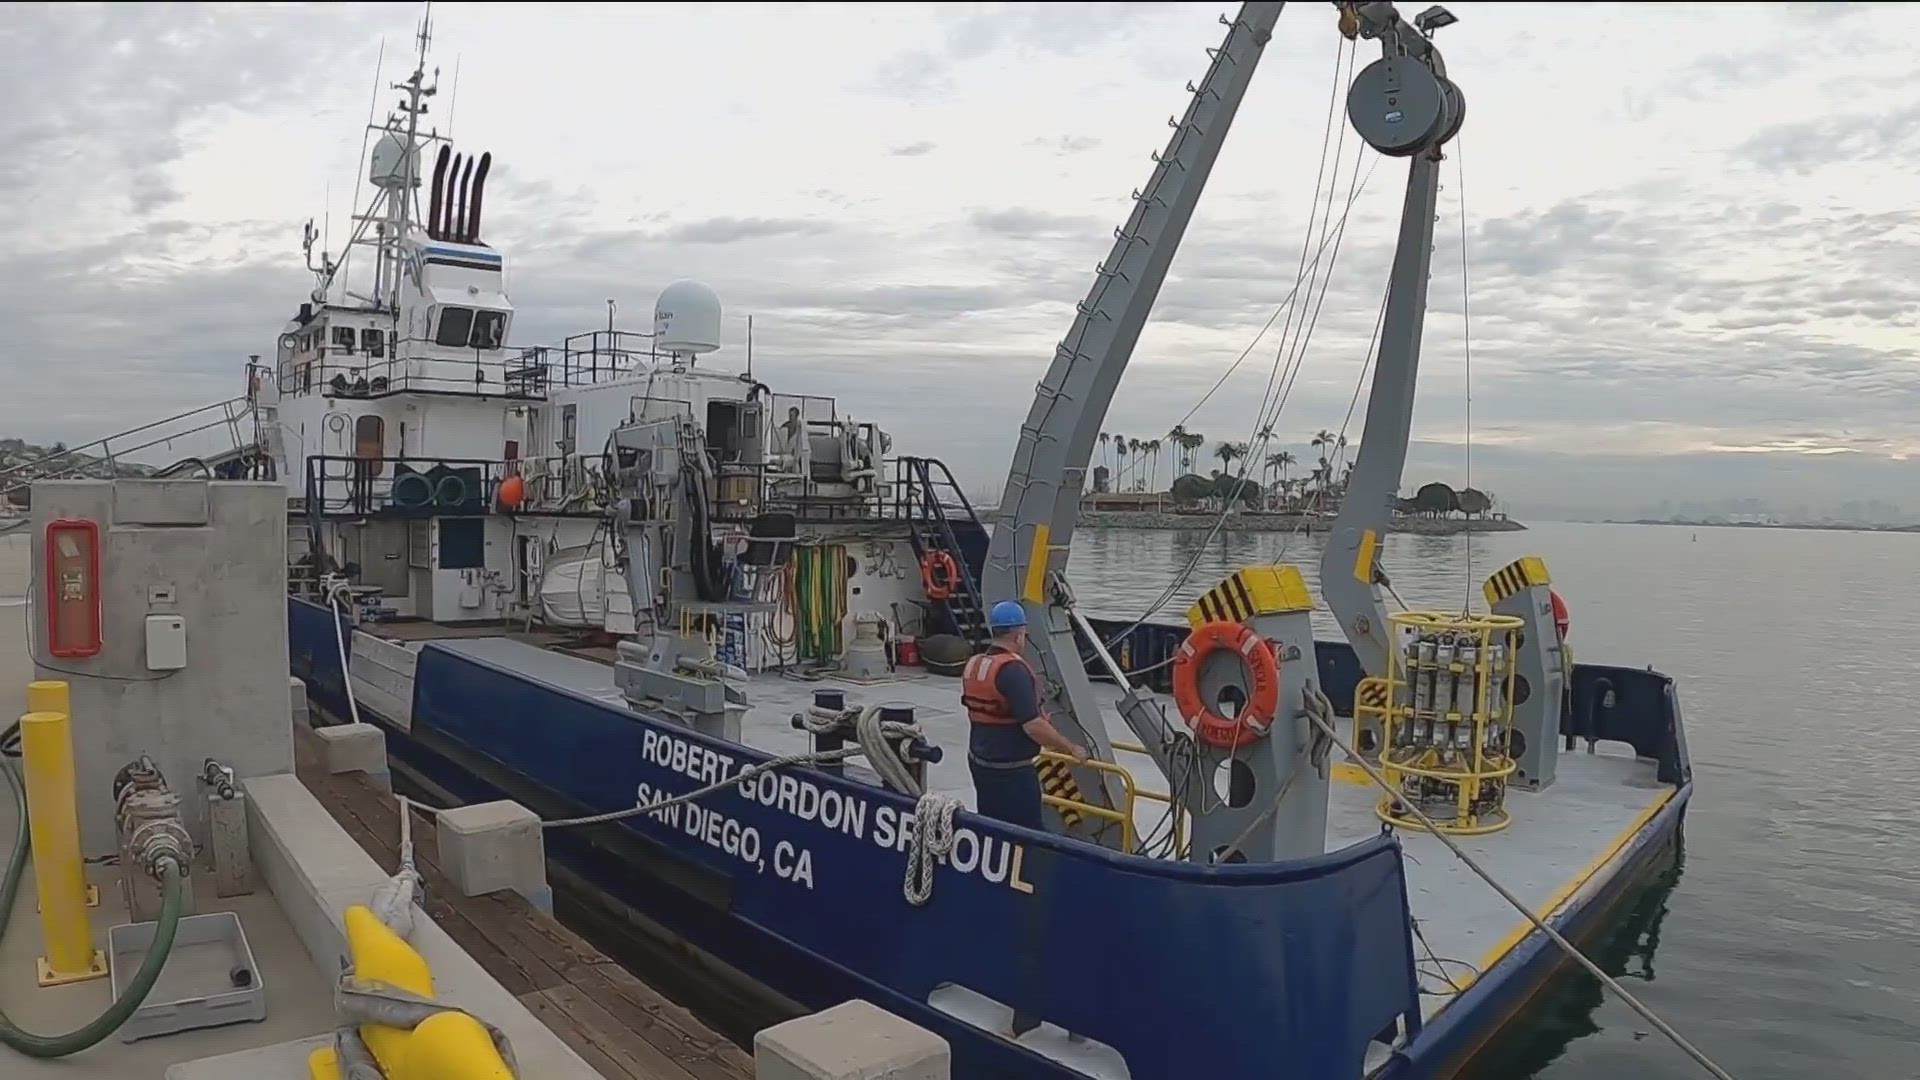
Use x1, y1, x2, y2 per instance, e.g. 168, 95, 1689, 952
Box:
1549, 589, 1569, 640
1171, 621, 1281, 751
921, 551, 960, 601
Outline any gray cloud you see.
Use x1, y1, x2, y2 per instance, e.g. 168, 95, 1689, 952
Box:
1030, 135, 1102, 153
655, 217, 833, 244
968, 208, 1104, 240
0, 4, 391, 227
3, 3, 1917, 525
1736, 100, 1920, 175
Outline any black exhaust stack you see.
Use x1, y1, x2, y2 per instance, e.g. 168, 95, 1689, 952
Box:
452, 154, 474, 243
426, 144, 450, 240
465, 152, 493, 243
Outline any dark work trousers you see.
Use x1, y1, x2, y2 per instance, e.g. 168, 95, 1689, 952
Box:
967, 752, 1046, 1036
968, 755, 1045, 832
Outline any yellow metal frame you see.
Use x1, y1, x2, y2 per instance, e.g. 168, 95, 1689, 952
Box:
1375, 611, 1523, 836
1034, 741, 1186, 857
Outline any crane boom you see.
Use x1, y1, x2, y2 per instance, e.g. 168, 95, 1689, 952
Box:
1319, 5, 1460, 677
981, 2, 1286, 817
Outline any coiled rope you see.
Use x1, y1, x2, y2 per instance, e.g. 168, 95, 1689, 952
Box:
904, 794, 963, 907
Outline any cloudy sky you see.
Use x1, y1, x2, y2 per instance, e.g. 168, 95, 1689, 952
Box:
3, 2, 1915, 519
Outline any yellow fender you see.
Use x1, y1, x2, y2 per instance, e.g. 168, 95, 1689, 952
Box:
307, 905, 514, 1079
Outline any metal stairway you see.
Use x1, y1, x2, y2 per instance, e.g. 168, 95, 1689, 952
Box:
0, 395, 267, 504
896, 456, 991, 651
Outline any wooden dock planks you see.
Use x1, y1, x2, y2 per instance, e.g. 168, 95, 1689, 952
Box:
296, 762, 756, 1080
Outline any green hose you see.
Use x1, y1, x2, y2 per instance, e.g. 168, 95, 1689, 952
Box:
0, 735, 192, 1059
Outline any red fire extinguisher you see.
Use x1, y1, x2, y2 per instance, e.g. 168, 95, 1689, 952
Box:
45, 519, 102, 658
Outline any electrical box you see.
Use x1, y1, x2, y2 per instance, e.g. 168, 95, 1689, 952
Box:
144, 615, 187, 671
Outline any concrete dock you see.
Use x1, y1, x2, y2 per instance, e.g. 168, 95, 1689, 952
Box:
293, 757, 755, 1080
1, 522, 949, 1080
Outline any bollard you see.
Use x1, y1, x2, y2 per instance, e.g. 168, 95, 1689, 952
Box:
20, 704, 108, 986
26, 679, 69, 716
26, 682, 100, 905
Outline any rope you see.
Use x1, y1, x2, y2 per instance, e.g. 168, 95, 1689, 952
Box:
1299, 698, 1737, 1080
324, 578, 364, 728
1455, 136, 1477, 610
904, 793, 962, 907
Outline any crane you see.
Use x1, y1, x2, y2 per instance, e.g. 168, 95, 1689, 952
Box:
980, 1, 1467, 861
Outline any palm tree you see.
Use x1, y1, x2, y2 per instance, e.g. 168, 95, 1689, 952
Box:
1184, 431, 1206, 475
1114, 437, 1130, 489
1309, 430, 1337, 509
1099, 432, 1112, 474
1147, 438, 1163, 492
1265, 451, 1293, 510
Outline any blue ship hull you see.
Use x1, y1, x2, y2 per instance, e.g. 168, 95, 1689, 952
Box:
290, 598, 1691, 1079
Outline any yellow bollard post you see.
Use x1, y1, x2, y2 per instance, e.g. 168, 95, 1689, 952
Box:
24, 682, 98, 910
20, 707, 107, 986
26, 680, 70, 717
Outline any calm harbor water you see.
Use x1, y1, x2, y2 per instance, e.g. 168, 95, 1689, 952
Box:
2, 523, 1911, 1077
1068, 521, 1919, 1080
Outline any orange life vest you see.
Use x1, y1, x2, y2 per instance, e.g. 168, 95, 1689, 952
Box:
961, 650, 1040, 727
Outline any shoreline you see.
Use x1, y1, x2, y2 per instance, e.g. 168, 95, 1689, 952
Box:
1603, 518, 1920, 534
1074, 510, 1526, 534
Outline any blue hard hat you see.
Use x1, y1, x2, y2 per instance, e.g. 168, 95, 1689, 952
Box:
988, 601, 1028, 632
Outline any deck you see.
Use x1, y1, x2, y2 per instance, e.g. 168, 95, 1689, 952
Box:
411, 635, 1676, 1037
294, 758, 756, 1080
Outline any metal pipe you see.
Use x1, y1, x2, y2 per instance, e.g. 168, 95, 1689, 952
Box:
19, 705, 103, 986
466, 151, 492, 242
427, 144, 450, 240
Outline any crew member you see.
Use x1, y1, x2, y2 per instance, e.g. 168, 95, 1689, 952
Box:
962, 600, 1087, 832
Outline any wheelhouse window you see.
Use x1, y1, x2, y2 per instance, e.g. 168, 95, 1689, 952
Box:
435, 307, 475, 347
471, 310, 506, 350
361, 327, 385, 358
434, 306, 506, 349
331, 326, 357, 353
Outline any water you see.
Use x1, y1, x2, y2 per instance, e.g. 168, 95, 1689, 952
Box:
1068, 521, 1920, 1079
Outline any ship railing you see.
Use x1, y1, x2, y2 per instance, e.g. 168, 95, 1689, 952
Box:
303, 455, 501, 519
277, 341, 551, 401
1034, 741, 1185, 856
557, 329, 660, 387
0, 395, 257, 504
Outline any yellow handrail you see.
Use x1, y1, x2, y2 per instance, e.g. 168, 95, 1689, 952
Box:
1034, 749, 1186, 856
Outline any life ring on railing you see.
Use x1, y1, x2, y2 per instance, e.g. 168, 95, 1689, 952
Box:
920, 551, 960, 601
1171, 620, 1281, 750
1549, 589, 1569, 641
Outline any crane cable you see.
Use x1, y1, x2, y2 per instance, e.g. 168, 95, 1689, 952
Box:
1109, 36, 1359, 494
1456, 135, 1477, 610
1300, 706, 1737, 1080
1098, 39, 1371, 645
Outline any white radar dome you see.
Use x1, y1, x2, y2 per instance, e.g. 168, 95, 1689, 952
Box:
368, 132, 420, 190
654, 280, 722, 356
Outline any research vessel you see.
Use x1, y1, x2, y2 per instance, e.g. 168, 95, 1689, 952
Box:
9, 4, 1695, 1078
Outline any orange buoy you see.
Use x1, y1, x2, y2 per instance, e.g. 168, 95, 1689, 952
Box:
497, 473, 526, 510
1549, 589, 1569, 640
1171, 621, 1281, 751
920, 551, 960, 600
